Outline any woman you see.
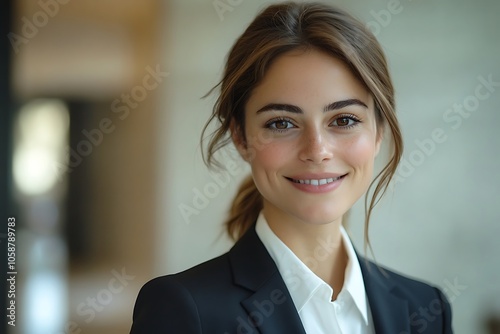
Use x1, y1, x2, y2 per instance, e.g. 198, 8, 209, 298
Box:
131, 2, 453, 333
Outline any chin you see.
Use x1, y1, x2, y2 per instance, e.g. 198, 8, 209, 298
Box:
291, 208, 345, 226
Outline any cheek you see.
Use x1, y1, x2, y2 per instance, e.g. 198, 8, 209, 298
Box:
342, 134, 378, 169
248, 140, 287, 172
244, 123, 293, 169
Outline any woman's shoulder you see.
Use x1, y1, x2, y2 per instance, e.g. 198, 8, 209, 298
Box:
370, 260, 445, 297
141, 251, 233, 293
361, 258, 452, 320
131, 252, 240, 333
131, 240, 287, 334
358, 259, 453, 333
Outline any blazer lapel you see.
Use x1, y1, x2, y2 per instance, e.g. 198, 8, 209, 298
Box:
241, 274, 306, 334
229, 226, 306, 334
359, 258, 411, 333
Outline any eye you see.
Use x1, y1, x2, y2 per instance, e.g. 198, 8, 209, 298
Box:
331, 114, 361, 128
265, 118, 296, 132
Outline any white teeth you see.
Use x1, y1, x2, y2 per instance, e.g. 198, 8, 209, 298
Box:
292, 176, 342, 185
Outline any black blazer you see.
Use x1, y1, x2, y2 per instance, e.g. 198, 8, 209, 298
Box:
131, 225, 453, 333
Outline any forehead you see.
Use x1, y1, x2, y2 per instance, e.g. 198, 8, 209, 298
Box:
247, 49, 372, 109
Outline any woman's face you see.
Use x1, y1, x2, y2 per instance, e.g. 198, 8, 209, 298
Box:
234, 49, 382, 227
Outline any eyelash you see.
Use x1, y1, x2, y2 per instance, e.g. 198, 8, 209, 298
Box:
264, 114, 362, 133
332, 114, 362, 129
264, 117, 296, 133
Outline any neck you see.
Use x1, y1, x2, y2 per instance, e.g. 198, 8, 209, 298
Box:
263, 209, 349, 300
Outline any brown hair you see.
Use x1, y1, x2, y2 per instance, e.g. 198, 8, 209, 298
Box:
202, 2, 403, 248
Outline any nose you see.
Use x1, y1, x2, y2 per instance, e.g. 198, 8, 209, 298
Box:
298, 127, 334, 164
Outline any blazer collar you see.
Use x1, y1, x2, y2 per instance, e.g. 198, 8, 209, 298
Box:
228, 225, 413, 333
358, 258, 411, 333
229, 225, 306, 334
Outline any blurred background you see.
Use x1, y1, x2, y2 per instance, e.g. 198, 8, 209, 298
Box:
1, 0, 499, 333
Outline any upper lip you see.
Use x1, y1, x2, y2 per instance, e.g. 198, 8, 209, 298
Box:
285, 173, 347, 181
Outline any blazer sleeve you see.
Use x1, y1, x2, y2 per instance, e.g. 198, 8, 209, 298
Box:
130, 276, 202, 334
436, 287, 453, 334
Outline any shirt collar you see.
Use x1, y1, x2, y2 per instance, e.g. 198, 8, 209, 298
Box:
255, 212, 370, 325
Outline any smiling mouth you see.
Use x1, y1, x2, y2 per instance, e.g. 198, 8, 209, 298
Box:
285, 174, 347, 186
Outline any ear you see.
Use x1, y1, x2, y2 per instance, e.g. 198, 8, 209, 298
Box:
374, 126, 384, 157
230, 121, 249, 161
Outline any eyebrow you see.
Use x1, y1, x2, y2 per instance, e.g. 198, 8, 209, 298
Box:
255, 98, 368, 114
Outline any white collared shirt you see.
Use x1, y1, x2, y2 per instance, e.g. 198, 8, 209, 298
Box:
255, 212, 375, 334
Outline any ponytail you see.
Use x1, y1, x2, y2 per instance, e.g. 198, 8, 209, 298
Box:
226, 174, 262, 240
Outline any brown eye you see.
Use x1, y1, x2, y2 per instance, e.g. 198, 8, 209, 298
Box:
336, 117, 350, 127
275, 120, 289, 129
266, 119, 294, 131
332, 115, 359, 128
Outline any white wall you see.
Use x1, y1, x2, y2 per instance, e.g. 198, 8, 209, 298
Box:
157, 1, 500, 333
